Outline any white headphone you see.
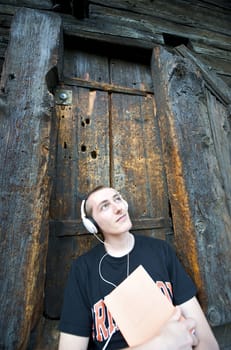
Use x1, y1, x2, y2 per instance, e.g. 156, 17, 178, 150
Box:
81, 199, 99, 234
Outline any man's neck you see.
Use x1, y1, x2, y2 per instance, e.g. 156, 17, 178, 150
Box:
104, 232, 134, 257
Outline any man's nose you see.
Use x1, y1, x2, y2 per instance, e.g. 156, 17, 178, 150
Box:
113, 202, 123, 213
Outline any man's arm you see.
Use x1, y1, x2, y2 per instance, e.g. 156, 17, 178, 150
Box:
179, 296, 219, 349
59, 302, 218, 350
58, 332, 89, 350
58, 308, 196, 350
125, 307, 197, 350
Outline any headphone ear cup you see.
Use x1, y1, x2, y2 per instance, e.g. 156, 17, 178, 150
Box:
82, 217, 98, 234
81, 199, 99, 234
123, 199, 128, 210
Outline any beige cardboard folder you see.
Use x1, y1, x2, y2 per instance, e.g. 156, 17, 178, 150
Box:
104, 265, 175, 347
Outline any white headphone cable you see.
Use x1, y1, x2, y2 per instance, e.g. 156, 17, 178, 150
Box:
98, 252, 130, 289
102, 327, 117, 350
93, 232, 106, 245
98, 253, 117, 288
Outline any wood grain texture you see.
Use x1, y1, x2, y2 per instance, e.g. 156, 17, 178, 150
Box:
0, 8, 62, 349
151, 45, 231, 326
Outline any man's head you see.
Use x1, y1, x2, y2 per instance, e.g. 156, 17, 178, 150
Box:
81, 186, 132, 238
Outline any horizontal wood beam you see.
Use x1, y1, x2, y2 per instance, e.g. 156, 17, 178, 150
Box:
63, 77, 153, 95
50, 217, 172, 237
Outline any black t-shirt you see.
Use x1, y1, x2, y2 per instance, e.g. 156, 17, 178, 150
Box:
59, 234, 197, 349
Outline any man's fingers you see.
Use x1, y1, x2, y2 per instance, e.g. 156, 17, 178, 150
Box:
185, 317, 196, 332
184, 318, 199, 347
190, 328, 199, 347
169, 308, 199, 346
169, 307, 182, 321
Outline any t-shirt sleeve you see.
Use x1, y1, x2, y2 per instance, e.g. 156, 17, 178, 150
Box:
165, 242, 197, 305
59, 259, 92, 337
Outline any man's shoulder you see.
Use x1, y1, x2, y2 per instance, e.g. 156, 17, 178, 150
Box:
72, 242, 103, 268
134, 234, 172, 258
135, 234, 168, 248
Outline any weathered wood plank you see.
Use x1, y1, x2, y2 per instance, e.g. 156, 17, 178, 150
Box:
198, 0, 231, 10
62, 13, 164, 49
189, 41, 231, 61
175, 45, 231, 104
0, 8, 62, 349
27, 318, 59, 350
44, 231, 78, 319
0, 26, 10, 41
0, 4, 19, 16
44, 231, 97, 318
88, 1, 231, 49
1, 1, 231, 54
109, 58, 153, 91
0, 27, 9, 61
0, 0, 53, 10
63, 76, 153, 95
197, 55, 231, 82
0, 13, 12, 28
62, 50, 153, 95
49, 217, 171, 236
205, 91, 231, 215
151, 45, 231, 326
48, 51, 111, 318
109, 60, 166, 218
90, 0, 231, 36
1, 1, 230, 50
188, 41, 231, 86
110, 92, 169, 239
50, 86, 110, 221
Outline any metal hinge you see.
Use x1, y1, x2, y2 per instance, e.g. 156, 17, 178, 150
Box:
55, 89, 72, 105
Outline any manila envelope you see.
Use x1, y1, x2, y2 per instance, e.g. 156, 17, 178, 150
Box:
104, 265, 175, 347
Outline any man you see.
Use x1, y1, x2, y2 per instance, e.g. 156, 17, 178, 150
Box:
59, 186, 219, 350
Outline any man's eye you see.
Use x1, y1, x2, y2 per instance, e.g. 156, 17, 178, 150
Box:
101, 203, 109, 211
115, 196, 122, 202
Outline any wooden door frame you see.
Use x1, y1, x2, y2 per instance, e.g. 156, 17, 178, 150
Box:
151, 45, 231, 327
0, 8, 62, 349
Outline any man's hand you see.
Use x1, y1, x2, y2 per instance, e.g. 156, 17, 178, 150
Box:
157, 307, 198, 349
129, 307, 198, 350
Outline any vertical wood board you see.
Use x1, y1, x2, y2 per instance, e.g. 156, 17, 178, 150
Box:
110, 58, 153, 91
50, 86, 110, 221
111, 92, 169, 239
0, 8, 62, 349
64, 49, 109, 83
151, 45, 231, 326
206, 91, 231, 214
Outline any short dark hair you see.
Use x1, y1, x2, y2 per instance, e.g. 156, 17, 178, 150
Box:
85, 185, 106, 217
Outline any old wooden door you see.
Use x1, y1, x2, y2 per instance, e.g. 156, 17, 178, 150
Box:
44, 42, 231, 349
45, 42, 171, 320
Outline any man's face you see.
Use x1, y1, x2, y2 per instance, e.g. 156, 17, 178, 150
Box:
87, 187, 132, 237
